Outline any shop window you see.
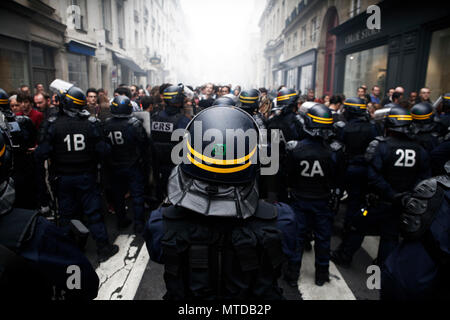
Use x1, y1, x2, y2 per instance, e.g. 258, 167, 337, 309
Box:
0, 48, 29, 92
425, 27, 450, 102
68, 53, 89, 92
299, 64, 313, 96
343, 45, 388, 99
286, 68, 298, 89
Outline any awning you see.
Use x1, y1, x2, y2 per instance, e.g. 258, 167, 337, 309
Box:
113, 52, 146, 75
66, 40, 96, 56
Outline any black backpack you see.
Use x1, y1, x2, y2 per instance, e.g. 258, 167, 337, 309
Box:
161, 200, 286, 300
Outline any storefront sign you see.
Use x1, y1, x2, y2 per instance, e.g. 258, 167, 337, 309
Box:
344, 28, 381, 45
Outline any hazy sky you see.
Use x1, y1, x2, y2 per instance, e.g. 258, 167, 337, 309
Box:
180, 0, 265, 87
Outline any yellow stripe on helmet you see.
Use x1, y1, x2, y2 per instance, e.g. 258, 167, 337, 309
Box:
187, 154, 252, 174
0, 144, 5, 157
388, 115, 412, 120
277, 93, 297, 102
344, 102, 367, 109
66, 94, 86, 105
443, 96, 450, 100
186, 139, 256, 166
412, 112, 433, 120
239, 96, 258, 100
163, 92, 179, 96
307, 113, 333, 124
0, 99, 9, 104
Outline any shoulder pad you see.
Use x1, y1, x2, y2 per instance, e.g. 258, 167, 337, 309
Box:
413, 178, 438, 199
285, 140, 299, 151
128, 116, 141, 126
375, 136, 387, 142
88, 116, 100, 124
365, 139, 381, 162
334, 121, 346, 129
445, 132, 450, 141
329, 139, 344, 152
436, 175, 450, 189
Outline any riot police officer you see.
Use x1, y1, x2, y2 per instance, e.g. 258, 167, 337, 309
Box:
410, 102, 439, 154
334, 98, 380, 239
332, 106, 431, 267
266, 88, 303, 203
103, 96, 150, 234
434, 93, 450, 138
0, 130, 99, 300
151, 84, 190, 202
35, 80, 118, 262
381, 161, 450, 300
284, 104, 344, 287
144, 106, 285, 300
238, 89, 266, 129
0, 88, 38, 210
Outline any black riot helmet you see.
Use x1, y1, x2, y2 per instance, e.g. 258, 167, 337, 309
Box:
0, 88, 9, 111
163, 85, 185, 106
239, 89, 260, 113
303, 103, 334, 138
212, 95, 237, 107
384, 106, 412, 134
61, 86, 87, 112
411, 102, 433, 123
110, 95, 133, 117
442, 93, 450, 113
273, 88, 298, 113
343, 97, 368, 118
180, 106, 260, 185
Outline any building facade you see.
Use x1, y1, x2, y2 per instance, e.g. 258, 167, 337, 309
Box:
0, 0, 189, 95
259, 0, 450, 100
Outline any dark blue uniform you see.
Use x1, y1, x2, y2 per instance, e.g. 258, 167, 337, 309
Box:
381, 177, 450, 300
1, 110, 38, 209
151, 106, 190, 201
266, 112, 304, 202
103, 116, 150, 228
335, 118, 379, 227
35, 113, 111, 245
0, 208, 99, 300
431, 137, 450, 176
285, 137, 344, 275
338, 135, 431, 265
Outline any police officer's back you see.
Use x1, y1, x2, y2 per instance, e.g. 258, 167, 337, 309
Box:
151, 85, 190, 201
103, 96, 150, 233
0, 131, 99, 300
284, 104, 344, 287
334, 98, 380, 233
0, 88, 38, 210
266, 88, 303, 203
333, 106, 431, 267
144, 106, 285, 300
35, 80, 118, 262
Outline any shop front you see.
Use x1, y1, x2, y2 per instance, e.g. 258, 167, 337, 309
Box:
331, 0, 450, 101
281, 49, 317, 95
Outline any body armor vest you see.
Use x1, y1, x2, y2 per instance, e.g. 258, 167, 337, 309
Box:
383, 137, 424, 193
161, 200, 285, 300
0, 208, 38, 250
342, 119, 376, 162
288, 139, 334, 200
104, 117, 141, 168
52, 115, 97, 175
151, 111, 183, 165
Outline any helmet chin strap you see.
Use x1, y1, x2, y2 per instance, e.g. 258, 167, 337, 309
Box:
0, 178, 15, 216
